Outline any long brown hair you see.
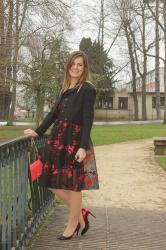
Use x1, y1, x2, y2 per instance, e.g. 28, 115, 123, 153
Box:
61, 51, 90, 92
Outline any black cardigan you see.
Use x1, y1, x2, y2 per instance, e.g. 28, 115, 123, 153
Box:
35, 82, 96, 150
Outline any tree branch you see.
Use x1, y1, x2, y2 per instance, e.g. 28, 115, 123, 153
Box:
106, 24, 122, 55
146, 53, 165, 62
145, 1, 165, 32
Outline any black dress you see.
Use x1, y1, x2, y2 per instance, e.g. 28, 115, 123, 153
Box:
37, 83, 99, 192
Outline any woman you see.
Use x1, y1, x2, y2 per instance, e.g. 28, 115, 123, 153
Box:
24, 50, 99, 240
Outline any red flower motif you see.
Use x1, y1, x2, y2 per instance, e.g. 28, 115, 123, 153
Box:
53, 139, 60, 145
84, 149, 94, 164
84, 154, 91, 165
58, 144, 64, 150
67, 145, 75, 155
44, 163, 49, 169
86, 178, 93, 187
74, 125, 81, 133
63, 121, 68, 127
53, 169, 59, 175
78, 174, 84, 183
66, 168, 72, 178
47, 139, 53, 145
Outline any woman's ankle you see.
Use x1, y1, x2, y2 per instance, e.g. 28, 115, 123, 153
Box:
79, 212, 85, 228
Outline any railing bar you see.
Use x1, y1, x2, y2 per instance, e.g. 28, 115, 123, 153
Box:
39, 183, 44, 218
24, 150, 29, 245
40, 139, 46, 217
31, 145, 40, 221
24, 151, 29, 226
0, 159, 2, 250
35, 181, 41, 215
16, 156, 21, 245
19, 152, 25, 242
21, 154, 25, 232
12, 158, 18, 247
1, 161, 7, 250
7, 159, 13, 250
20, 151, 28, 244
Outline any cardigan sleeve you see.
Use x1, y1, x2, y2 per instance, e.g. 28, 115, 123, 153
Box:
79, 86, 96, 150
35, 97, 59, 136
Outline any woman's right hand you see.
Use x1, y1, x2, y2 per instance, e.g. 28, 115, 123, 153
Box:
24, 129, 38, 137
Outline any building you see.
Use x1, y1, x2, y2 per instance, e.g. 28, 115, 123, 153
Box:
94, 67, 165, 120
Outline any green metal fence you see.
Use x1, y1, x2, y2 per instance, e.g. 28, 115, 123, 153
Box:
0, 136, 54, 249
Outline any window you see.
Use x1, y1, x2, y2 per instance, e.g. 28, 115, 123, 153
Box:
118, 97, 128, 110
152, 97, 165, 108
160, 97, 165, 107
96, 96, 113, 109
108, 97, 113, 109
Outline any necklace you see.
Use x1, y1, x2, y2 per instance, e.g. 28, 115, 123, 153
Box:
68, 82, 79, 90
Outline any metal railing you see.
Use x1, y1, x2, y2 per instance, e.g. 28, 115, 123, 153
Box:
0, 136, 54, 250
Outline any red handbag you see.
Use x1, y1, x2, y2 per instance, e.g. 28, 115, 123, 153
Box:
29, 138, 43, 182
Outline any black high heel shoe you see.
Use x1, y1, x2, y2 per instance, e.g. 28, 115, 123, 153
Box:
57, 223, 80, 240
81, 208, 96, 236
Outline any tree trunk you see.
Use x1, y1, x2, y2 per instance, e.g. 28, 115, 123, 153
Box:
124, 25, 139, 120
7, 85, 16, 126
98, 0, 105, 48
163, 0, 166, 123
141, 5, 147, 120
6, 0, 14, 85
35, 88, 44, 127
0, 0, 5, 86
155, 0, 160, 120
7, 0, 19, 125
7, 45, 18, 125
0, 0, 11, 120
142, 63, 147, 120
5, 0, 14, 121
101, 0, 104, 48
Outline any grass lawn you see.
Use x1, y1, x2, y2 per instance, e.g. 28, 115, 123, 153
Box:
1, 123, 166, 145
0, 125, 34, 142
92, 123, 166, 146
155, 156, 166, 171
16, 117, 35, 122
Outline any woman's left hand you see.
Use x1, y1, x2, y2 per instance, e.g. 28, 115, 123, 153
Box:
75, 148, 86, 162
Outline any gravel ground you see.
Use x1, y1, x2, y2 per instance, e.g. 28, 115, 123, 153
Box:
83, 139, 166, 211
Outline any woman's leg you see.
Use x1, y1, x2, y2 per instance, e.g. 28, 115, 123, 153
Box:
48, 188, 85, 228
63, 190, 82, 236
48, 188, 70, 206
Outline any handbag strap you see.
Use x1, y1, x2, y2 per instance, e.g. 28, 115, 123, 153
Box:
31, 137, 38, 154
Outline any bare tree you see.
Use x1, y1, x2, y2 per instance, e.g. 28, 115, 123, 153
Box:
131, 1, 155, 120
112, 0, 139, 120
145, 0, 166, 123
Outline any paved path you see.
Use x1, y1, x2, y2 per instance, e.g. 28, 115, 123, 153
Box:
0, 119, 163, 126
28, 139, 166, 250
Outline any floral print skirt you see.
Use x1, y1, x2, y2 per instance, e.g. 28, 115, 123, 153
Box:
42, 119, 99, 192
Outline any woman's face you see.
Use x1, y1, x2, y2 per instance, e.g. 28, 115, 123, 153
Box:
69, 56, 84, 81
